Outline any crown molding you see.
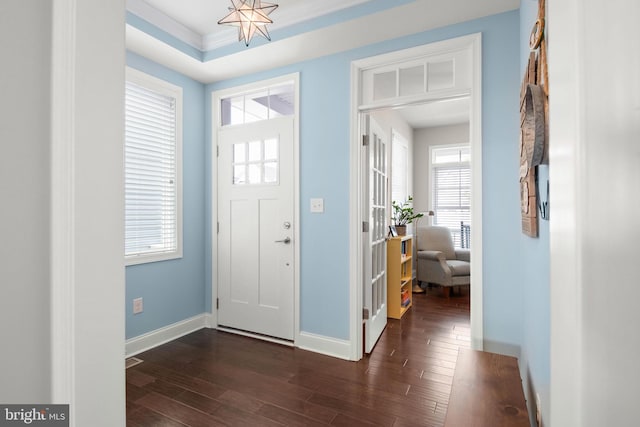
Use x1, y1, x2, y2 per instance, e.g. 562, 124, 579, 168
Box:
127, 0, 204, 50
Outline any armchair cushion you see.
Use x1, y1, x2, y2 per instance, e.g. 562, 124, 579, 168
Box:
417, 250, 446, 262
455, 249, 470, 262
447, 260, 470, 276
417, 226, 456, 259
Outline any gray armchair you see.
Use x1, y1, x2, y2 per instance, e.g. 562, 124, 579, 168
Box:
416, 226, 470, 297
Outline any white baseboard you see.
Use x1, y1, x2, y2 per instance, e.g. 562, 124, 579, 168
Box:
125, 314, 355, 363
125, 314, 208, 358
204, 313, 215, 328
296, 331, 353, 361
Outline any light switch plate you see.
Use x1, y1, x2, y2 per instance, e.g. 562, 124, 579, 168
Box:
133, 297, 143, 314
310, 198, 324, 213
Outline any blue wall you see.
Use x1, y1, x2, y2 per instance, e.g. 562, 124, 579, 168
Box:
207, 10, 524, 343
518, 1, 551, 424
125, 11, 542, 381
125, 52, 207, 339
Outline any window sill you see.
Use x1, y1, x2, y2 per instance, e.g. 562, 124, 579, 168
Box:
125, 251, 183, 266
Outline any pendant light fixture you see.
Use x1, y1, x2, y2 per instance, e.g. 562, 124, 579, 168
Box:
218, 0, 278, 47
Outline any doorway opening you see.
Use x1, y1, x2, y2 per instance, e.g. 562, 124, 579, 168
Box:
349, 34, 483, 360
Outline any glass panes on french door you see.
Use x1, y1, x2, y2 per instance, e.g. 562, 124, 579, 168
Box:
370, 128, 387, 319
431, 145, 470, 248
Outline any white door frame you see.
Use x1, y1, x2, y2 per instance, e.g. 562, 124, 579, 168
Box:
349, 34, 484, 360
210, 73, 301, 346
51, 0, 126, 424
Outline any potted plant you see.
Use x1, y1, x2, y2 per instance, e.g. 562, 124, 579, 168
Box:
392, 196, 423, 236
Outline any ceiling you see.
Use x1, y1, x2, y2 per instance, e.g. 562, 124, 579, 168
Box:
126, 0, 517, 128
397, 97, 470, 129
128, 0, 372, 51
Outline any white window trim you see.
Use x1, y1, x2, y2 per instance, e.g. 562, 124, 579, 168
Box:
125, 67, 183, 266
429, 143, 470, 246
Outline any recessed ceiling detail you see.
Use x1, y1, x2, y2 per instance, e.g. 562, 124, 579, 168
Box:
126, 0, 520, 83
128, 0, 373, 51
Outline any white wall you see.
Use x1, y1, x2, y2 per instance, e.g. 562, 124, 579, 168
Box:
68, 1, 126, 425
549, 0, 640, 425
0, 1, 126, 424
412, 123, 470, 214
0, 0, 53, 402
371, 108, 414, 200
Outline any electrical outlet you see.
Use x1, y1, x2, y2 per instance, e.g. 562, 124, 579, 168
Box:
133, 297, 143, 314
310, 198, 324, 213
535, 392, 542, 426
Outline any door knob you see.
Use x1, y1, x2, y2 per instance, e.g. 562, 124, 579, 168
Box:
275, 237, 291, 244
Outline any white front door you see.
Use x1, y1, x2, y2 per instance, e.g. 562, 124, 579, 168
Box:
363, 115, 388, 353
217, 117, 295, 340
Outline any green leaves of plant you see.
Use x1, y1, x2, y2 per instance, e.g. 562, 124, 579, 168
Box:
392, 196, 423, 225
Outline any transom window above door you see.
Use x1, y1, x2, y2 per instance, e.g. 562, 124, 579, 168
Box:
220, 83, 294, 126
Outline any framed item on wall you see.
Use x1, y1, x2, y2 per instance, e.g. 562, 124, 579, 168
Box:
519, 0, 548, 238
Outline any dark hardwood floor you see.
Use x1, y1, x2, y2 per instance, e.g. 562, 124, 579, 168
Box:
126, 286, 470, 426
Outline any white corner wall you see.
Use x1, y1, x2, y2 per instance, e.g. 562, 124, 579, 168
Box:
0, 0, 53, 402
1, 0, 126, 424
412, 123, 470, 213
370, 108, 415, 197
52, 0, 127, 425
549, 0, 640, 425
76, 2, 125, 424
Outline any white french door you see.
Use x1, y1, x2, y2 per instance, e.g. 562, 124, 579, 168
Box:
217, 117, 295, 340
363, 115, 388, 353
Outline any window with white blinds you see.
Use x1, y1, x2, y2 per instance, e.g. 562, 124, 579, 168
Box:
125, 68, 183, 265
431, 145, 470, 248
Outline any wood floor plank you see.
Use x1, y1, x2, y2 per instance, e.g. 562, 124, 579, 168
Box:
126, 286, 471, 427
256, 403, 330, 427
136, 392, 227, 426
136, 361, 226, 399
306, 392, 397, 426
210, 404, 285, 427
127, 405, 188, 427
126, 382, 151, 404
172, 389, 222, 415
215, 389, 265, 414
126, 369, 156, 388
330, 412, 378, 426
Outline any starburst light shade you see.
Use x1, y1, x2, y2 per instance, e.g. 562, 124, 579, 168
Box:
218, 0, 279, 47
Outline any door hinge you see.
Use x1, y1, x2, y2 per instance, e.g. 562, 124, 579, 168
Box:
362, 221, 369, 232
217, 146, 219, 157
217, 222, 219, 234
363, 308, 370, 320
362, 135, 369, 146
216, 298, 219, 309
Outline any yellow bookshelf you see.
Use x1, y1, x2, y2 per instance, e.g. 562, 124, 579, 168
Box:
387, 235, 413, 319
